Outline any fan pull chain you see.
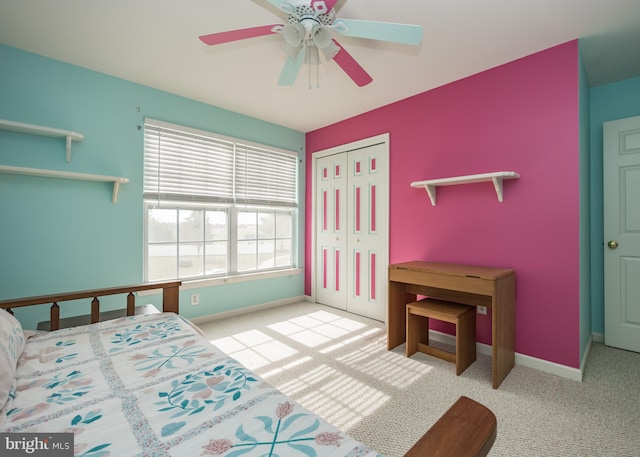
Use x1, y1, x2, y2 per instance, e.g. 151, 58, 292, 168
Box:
308, 47, 312, 90
307, 47, 321, 90
316, 48, 320, 89
306, 45, 311, 90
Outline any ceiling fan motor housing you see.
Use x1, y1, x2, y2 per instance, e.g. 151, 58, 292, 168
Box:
281, 1, 338, 58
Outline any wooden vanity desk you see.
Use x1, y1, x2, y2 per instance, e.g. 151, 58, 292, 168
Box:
388, 261, 515, 388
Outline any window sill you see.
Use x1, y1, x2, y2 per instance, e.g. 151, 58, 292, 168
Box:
139, 268, 303, 295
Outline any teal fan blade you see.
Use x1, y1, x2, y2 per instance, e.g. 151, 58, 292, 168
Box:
278, 46, 307, 86
264, 0, 295, 14
334, 19, 423, 45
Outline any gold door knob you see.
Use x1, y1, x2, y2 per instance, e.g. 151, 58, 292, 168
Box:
607, 240, 619, 249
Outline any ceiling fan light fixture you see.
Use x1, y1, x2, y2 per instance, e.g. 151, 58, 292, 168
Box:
312, 24, 333, 49
282, 23, 305, 48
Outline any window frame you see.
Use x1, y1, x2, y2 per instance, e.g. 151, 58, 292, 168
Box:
143, 119, 299, 284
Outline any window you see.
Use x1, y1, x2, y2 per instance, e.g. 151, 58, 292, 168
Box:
236, 210, 293, 271
144, 119, 298, 282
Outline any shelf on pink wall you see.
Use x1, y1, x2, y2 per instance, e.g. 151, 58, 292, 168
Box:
411, 171, 519, 205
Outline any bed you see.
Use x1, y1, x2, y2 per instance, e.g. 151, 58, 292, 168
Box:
1, 282, 496, 457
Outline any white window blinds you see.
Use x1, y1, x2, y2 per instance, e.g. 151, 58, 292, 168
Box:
235, 144, 298, 206
144, 119, 297, 207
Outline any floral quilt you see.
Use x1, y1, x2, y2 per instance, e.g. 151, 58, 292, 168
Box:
1, 313, 380, 457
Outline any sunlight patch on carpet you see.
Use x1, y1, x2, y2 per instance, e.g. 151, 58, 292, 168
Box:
259, 355, 314, 379
337, 341, 434, 388
211, 329, 298, 369
277, 364, 390, 430
269, 311, 368, 348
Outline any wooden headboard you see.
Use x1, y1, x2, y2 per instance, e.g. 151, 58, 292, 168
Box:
0, 281, 181, 331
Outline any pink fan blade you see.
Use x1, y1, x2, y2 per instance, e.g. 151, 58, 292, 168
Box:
332, 40, 373, 87
199, 25, 281, 45
312, 0, 338, 12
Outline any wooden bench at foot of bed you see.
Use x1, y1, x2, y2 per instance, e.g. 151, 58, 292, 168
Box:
0, 281, 181, 330
406, 395, 497, 457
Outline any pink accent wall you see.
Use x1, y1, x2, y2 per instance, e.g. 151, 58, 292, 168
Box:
305, 41, 581, 367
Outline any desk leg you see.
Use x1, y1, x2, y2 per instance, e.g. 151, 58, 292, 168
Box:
388, 281, 416, 350
492, 275, 516, 389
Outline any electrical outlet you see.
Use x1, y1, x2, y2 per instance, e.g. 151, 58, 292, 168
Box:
190, 293, 200, 306
477, 306, 487, 315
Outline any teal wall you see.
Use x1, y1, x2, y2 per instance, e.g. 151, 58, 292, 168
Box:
578, 45, 591, 360
589, 75, 640, 335
0, 45, 306, 329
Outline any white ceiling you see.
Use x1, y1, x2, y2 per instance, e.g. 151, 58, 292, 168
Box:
1, 0, 640, 132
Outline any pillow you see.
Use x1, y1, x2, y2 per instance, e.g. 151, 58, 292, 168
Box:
0, 309, 26, 412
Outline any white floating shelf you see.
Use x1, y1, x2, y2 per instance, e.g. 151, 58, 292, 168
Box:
411, 171, 519, 206
0, 119, 84, 163
0, 165, 129, 203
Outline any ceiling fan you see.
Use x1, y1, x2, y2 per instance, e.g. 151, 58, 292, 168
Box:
199, 0, 423, 87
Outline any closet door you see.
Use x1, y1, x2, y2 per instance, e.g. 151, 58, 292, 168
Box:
346, 143, 388, 321
316, 154, 348, 310
314, 136, 389, 322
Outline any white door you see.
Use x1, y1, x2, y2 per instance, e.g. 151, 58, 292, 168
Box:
314, 136, 389, 321
345, 144, 388, 321
316, 153, 348, 310
604, 115, 640, 352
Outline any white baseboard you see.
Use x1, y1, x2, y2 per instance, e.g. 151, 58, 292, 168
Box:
429, 330, 583, 382
578, 334, 593, 381
592, 332, 604, 343
189, 295, 305, 325
515, 349, 582, 381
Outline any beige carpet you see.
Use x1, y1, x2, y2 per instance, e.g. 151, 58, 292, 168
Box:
195, 301, 640, 457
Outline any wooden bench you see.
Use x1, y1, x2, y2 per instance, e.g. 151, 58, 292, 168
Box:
407, 298, 476, 375
405, 396, 497, 457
